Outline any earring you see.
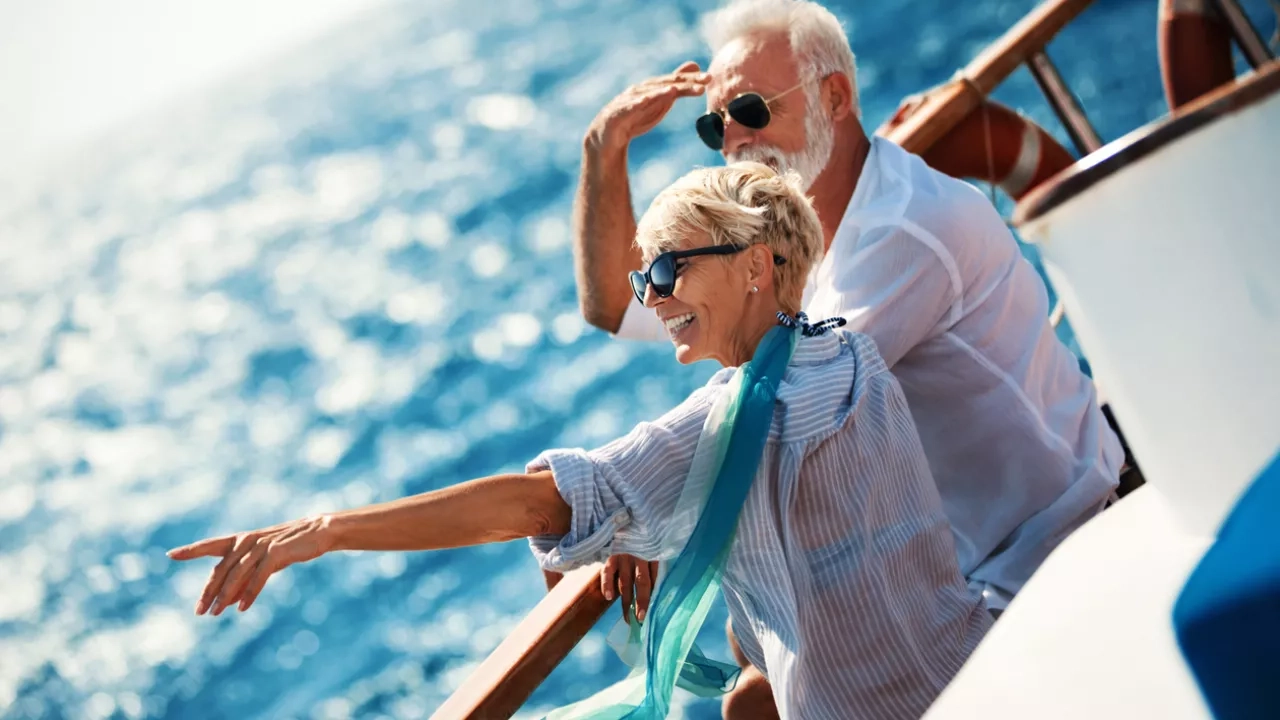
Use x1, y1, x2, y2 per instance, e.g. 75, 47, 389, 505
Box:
751, 286, 759, 293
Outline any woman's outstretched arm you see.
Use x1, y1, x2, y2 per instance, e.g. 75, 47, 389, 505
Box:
168, 471, 570, 616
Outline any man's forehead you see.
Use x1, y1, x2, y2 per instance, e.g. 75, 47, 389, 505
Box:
706, 31, 798, 103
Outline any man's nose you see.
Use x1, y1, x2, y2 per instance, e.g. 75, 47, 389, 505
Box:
721, 118, 756, 156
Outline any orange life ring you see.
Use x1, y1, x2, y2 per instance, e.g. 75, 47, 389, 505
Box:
1158, 0, 1235, 111
917, 100, 1075, 201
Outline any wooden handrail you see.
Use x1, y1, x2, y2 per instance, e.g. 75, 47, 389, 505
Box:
883, 0, 1095, 154
431, 563, 612, 719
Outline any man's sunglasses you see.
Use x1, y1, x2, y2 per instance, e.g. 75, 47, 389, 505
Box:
695, 81, 806, 151
629, 244, 787, 304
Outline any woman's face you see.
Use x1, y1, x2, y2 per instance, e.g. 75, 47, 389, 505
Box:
642, 232, 763, 366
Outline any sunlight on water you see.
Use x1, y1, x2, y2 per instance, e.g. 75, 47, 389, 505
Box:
0, 0, 1203, 716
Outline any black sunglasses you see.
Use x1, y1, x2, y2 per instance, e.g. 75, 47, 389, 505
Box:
695, 82, 806, 151
629, 244, 787, 304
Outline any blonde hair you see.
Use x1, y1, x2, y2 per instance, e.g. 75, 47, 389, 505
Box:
701, 0, 860, 119
635, 162, 824, 313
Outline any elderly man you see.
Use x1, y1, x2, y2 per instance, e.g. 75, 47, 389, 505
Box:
567, 0, 1124, 715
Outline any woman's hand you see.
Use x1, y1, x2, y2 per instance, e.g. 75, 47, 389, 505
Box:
168, 515, 333, 616
601, 554, 660, 623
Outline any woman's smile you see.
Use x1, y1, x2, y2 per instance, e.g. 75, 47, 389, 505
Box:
663, 312, 696, 340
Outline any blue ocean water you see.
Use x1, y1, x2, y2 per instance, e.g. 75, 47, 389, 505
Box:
1, 0, 1275, 718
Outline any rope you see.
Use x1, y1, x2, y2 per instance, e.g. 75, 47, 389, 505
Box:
953, 74, 1059, 326
952, 72, 1008, 221
980, 100, 999, 211
776, 311, 847, 336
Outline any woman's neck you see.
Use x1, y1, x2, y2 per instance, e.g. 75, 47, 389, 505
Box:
725, 297, 787, 367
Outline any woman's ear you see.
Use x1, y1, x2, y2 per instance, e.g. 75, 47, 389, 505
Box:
746, 244, 773, 291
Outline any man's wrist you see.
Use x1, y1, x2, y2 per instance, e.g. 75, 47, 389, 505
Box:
583, 126, 629, 161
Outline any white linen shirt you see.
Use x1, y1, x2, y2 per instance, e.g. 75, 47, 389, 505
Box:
529, 330, 991, 719
615, 136, 1124, 605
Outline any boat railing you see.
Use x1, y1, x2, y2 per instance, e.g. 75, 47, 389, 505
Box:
883, 0, 1271, 159
433, 0, 1274, 717
431, 564, 609, 719
882, 0, 1098, 155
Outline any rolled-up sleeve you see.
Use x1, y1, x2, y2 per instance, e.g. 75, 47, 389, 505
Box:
527, 384, 721, 572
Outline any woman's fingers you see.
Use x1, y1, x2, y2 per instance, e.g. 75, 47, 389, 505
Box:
599, 555, 658, 622
634, 561, 654, 623
236, 553, 277, 612
210, 546, 266, 615
177, 517, 333, 617
195, 535, 255, 615
167, 535, 235, 561
601, 555, 619, 601
617, 556, 636, 623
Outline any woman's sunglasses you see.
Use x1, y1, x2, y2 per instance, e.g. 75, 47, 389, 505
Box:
695, 81, 806, 151
629, 244, 787, 304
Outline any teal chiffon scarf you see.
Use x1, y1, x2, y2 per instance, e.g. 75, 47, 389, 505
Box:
545, 319, 800, 719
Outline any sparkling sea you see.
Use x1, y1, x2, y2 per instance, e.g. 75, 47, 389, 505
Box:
2, 0, 1274, 718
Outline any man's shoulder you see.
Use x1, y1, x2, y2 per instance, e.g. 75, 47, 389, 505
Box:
839, 137, 1015, 260
889, 138, 1000, 218
840, 138, 994, 230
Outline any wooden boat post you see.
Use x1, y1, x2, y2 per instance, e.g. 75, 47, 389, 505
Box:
882, 0, 1095, 154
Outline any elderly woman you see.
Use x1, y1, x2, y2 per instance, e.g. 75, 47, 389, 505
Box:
170, 163, 990, 718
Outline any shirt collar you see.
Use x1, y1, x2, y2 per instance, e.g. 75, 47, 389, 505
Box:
790, 330, 842, 366
839, 135, 883, 226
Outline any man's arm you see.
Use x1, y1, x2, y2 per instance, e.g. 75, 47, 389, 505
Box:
573, 139, 640, 333
553, 140, 654, 589
573, 61, 709, 334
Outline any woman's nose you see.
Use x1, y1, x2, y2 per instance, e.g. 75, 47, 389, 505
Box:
642, 283, 663, 308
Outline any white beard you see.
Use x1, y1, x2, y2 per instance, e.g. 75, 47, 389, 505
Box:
727, 84, 835, 192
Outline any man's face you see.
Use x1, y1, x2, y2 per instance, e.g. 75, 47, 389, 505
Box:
706, 30, 835, 190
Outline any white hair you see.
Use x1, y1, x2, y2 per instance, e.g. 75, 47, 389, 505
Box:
700, 0, 860, 119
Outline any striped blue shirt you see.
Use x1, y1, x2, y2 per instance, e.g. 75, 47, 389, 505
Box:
529, 330, 992, 718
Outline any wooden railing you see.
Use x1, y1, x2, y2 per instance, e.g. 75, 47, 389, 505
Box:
434, 0, 1274, 716
883, 0, 1274, 158
882, 0, 1096, 155
431, 564, 610, 719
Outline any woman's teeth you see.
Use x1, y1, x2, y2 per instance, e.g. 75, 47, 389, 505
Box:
664, 313, 695, 334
